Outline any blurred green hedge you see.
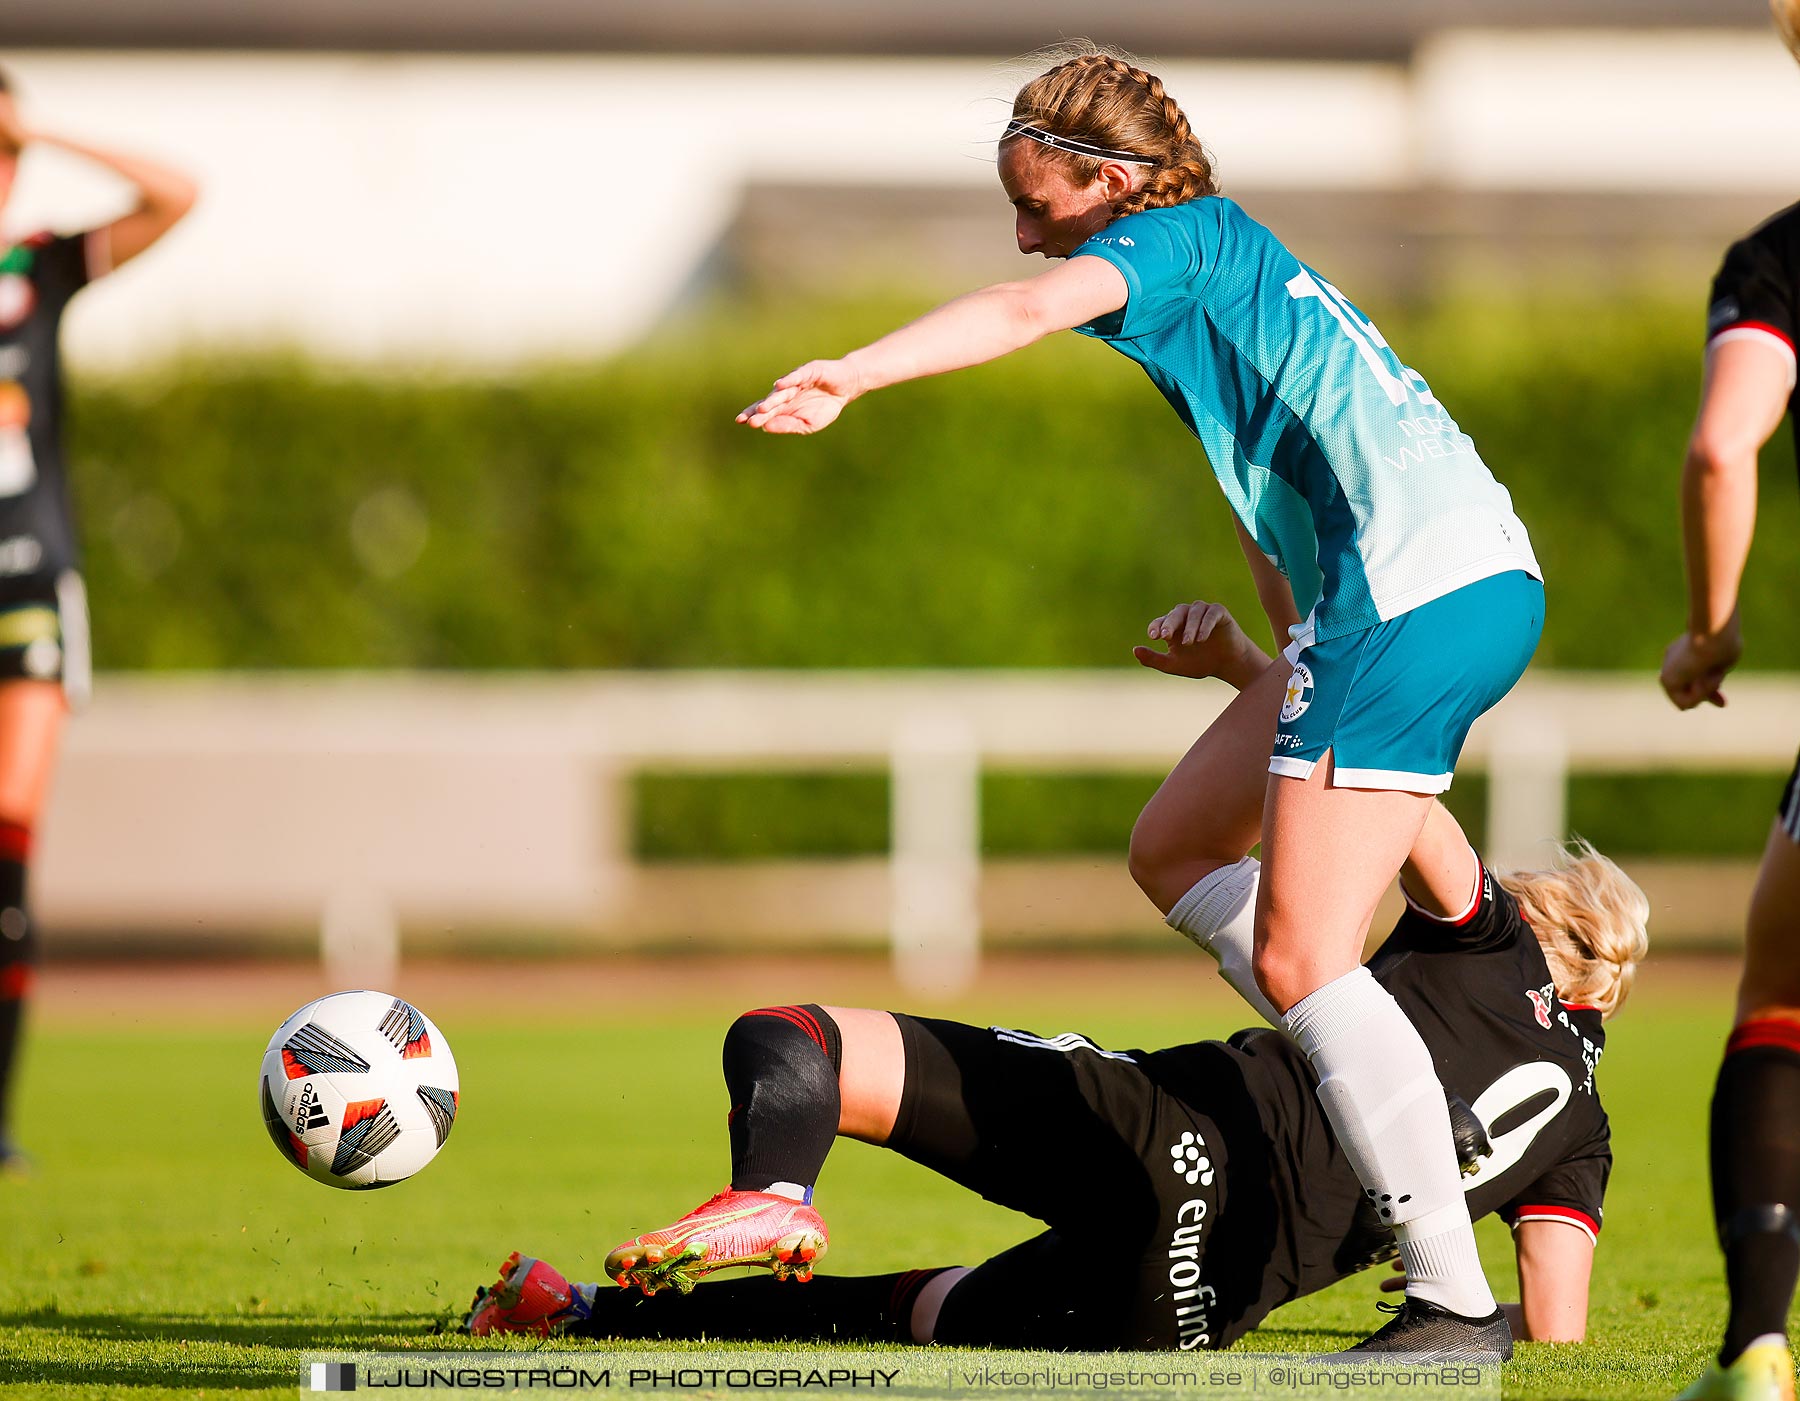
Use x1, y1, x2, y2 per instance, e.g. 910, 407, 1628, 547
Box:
68, 294, 1798, 673
66, 294, 1799, 859
633, 768, 1786, 860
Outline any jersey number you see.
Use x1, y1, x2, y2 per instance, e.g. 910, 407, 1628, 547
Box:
1459, 1061, 1573, 1191
1284, 269, 1438, 410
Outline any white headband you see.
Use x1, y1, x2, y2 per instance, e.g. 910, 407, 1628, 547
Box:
1002, 120, 1157, 167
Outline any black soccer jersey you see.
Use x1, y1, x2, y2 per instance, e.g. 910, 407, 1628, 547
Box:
0, 231, 94, 590
1142, 862, 1610, 1334
1709, 201, 1800, 481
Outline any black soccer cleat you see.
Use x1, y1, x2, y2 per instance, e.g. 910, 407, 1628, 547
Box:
1336, 1296, 1513, 1362
1445, 1091, 1492, 1177
1337, 1093, 1494, 1276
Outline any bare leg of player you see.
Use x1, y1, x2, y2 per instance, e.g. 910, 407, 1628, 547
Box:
1678, 822, 1800, 1401
1256, 755, 1507, 1354
1131, 660, 1483, 1031
1734, 828, 1800, 1028
0, 679, 66, 1175
825, 1006, 905, 1141
1128, 656, 1288, 915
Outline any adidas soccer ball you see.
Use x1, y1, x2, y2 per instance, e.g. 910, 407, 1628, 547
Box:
258, 990, 460, 1190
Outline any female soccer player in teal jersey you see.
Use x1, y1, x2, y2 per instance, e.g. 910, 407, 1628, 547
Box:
740, 51, 1546, 1358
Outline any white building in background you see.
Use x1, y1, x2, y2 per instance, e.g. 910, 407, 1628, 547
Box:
5, 34, 1800, 370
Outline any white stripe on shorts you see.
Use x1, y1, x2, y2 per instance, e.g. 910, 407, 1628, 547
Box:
1269, 755, 1317, 780
1332, 764, 1454, 794
1266, 755, 1453, 793
991, 1027, 1136, 1063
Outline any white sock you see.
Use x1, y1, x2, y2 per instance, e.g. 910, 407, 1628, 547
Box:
1282, 967, 1496, 1318
764, 1181, 809, 1202
1165, 858, 1280, 1028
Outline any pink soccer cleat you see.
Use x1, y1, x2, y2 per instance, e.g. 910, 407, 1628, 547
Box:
604, 1189, 829, 1295
463, 1251, 594, 1337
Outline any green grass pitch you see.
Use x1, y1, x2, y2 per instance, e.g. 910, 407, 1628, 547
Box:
0, 957, 1757, 1398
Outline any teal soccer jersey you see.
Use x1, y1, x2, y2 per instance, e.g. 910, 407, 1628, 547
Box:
1071, 198, 1540, 643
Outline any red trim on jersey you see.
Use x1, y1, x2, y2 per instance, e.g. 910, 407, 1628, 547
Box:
1709, 319, 1796, 354
1560, 1002, 1600, 1013
0, 964, 30, 999
1511, 1204, 1600, 1241
0, 821, 30, 862
743, 1006, 829, 1059
1728, 1018, 1800, 1058
1400, 853, 1484, 926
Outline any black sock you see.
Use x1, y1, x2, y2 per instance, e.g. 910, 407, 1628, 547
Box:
571, 1269, 947, 1343
0, 830, 34, 1148
724, 1006, 842, 1196
1712, 1023, 1800, 1365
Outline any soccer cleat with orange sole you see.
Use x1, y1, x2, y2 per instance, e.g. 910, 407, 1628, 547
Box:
464, 1251, 595, 1337
604, 1189, 828, 1295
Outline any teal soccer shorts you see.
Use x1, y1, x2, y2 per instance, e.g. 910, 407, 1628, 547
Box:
1270, 570, 1544, 793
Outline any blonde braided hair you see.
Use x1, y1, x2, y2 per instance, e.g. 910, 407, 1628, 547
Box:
1007, 48, 1218, 220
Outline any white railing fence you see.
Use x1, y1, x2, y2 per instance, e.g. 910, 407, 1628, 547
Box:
39, 671, 1796, 991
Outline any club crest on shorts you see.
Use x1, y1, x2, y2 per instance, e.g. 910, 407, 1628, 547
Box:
1280, 663, 1315, 722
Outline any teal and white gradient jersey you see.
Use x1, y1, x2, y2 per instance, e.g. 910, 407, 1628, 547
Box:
1071, 197, 1540, 643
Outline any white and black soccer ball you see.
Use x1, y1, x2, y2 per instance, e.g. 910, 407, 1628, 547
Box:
258, 990, 460, 1190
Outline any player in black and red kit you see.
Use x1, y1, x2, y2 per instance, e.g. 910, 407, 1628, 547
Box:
464, 805, 1645, 1358
1661, 10, 1800, 1401
0, 71, 196, 1174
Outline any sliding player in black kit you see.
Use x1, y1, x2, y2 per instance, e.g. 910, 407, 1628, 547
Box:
0, 72, 196, 1175
465, 805, 1646, 1359
1661, 8, 1800, 1400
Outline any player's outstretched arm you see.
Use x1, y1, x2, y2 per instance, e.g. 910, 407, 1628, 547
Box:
1511, 1218, 1594, 1342
737, 256, 1128, 435
1660, 337, 1790, 710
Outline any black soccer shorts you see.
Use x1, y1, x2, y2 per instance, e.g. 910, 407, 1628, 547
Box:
0, 570, 89, 707
885, 1015, 1269, 1351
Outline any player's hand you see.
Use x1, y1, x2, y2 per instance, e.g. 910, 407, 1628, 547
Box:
1660, 617, 1742, 710
1133, 600, 1264, 690
1379, 1261, 1406, 1293
737, 359, 862, 435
